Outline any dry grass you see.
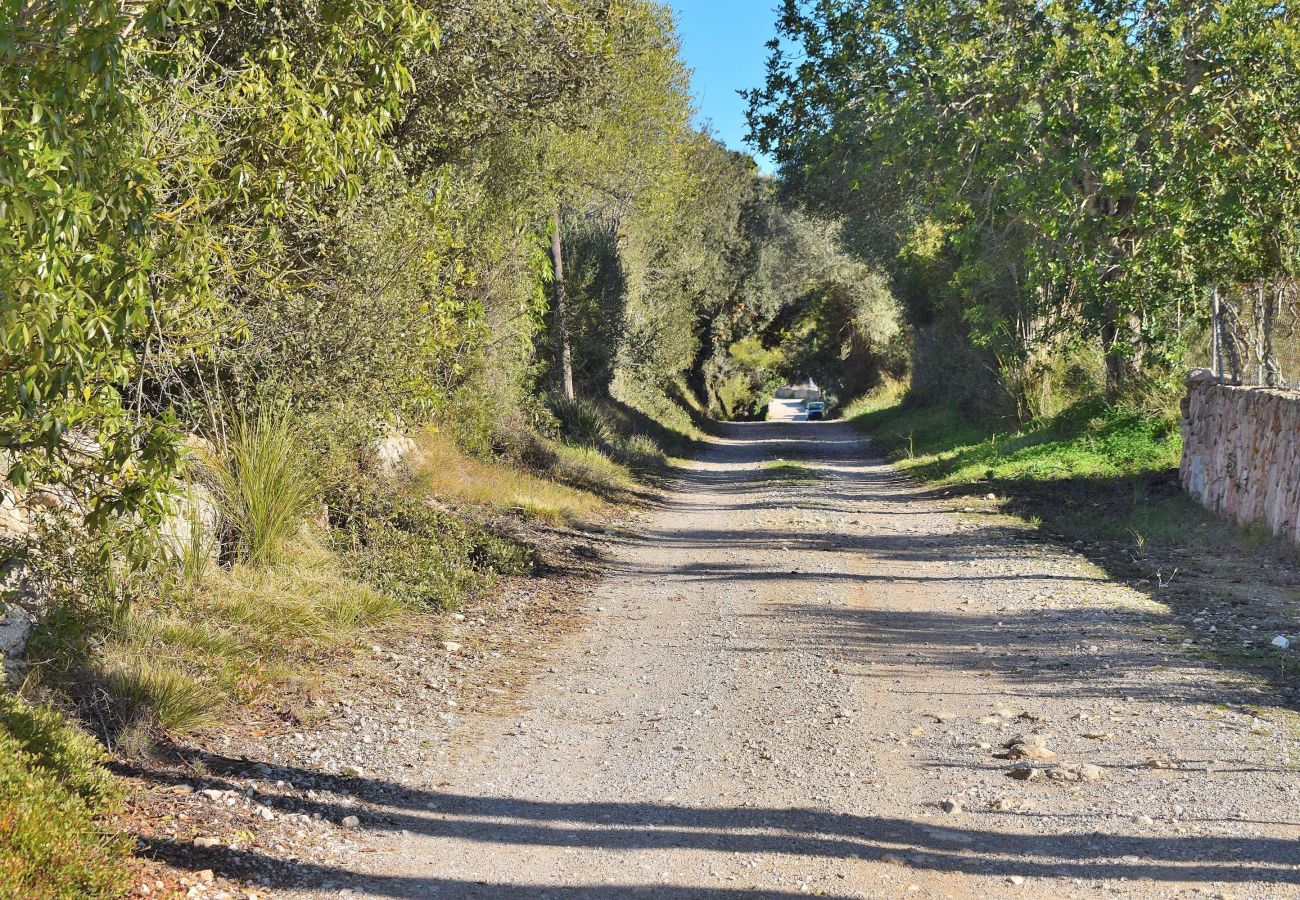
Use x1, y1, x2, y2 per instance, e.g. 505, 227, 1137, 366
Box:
104, 539, 403, 730
411, 430, 609, 525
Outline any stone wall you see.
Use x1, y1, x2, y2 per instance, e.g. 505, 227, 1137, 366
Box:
1180, 370, 1300, 544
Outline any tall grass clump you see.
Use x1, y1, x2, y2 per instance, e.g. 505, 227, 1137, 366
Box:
97, 653, 222, 737
209, 405, 318, 566
167, 483, 218, 591
548, 394, 614, 448
614, 433, 667, 472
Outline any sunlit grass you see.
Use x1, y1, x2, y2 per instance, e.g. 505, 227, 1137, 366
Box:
411, 429, 611, 525
852, 393, 1181, 485
848, 387, 1282, 558
207, 404, 318, 565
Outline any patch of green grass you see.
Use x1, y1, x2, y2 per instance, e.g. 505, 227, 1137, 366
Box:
98, 653, 223, 736
845, 392, 1280, 555
764, 458, 821, 483
549, 442, 634, 495
0, 696, 131, 899
79, 540, 410, 729
852, 394, 1181, 486
612, 433, 668, 473
337, 490, 530, 610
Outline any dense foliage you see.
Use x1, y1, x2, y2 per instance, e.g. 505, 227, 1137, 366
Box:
748, 0, 1300, 411
1, 0, 897, 533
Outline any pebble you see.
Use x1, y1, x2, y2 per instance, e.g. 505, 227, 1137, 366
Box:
1047, 763, 1105, 782
341, 815, 361, 829
999, 733, 1056, 761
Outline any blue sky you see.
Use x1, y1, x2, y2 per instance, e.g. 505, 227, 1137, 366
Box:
667, 0, 779, 172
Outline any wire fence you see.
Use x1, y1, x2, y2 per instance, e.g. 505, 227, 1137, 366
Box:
1210, 278, 1300, 389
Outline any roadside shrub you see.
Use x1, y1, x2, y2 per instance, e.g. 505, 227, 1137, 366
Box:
209, 405, 319, 566
337, 488, 530, 610
20, 518, 160, 682
550, 443, 631, 495
614, 434, 666, 472
490, 414, 560, 472
0, 696, 130, 899
440, 377, 505, 459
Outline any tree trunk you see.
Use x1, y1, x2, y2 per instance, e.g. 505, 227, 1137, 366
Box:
550, 207, 574, 400
1100, 315, 1142, 398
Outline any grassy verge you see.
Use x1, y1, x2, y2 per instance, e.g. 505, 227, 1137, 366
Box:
764, 458, 822, 483
846, 389, 1290, 554
411, 430, 612, 526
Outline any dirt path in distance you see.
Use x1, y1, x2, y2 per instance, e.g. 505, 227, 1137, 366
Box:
287, 419, 1300, 899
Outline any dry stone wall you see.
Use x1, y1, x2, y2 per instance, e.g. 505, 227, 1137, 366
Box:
1180, 370, 1300, 544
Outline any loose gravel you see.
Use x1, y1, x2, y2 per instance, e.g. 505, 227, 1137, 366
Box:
157, 419, 1300, 899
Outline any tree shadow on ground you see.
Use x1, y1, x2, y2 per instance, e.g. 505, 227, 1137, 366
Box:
120, 418, 1300, 895
120, 748, 1300, 898
929, 470, 1300, 704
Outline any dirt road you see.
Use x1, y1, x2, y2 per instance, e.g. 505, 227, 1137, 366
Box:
300, 420, 1300, 898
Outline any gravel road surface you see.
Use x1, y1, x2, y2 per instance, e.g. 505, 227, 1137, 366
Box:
297, 420, 1300, 898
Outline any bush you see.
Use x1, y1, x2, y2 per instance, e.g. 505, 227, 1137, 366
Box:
336, 488, 530, 610
490, 415, 560, 472
208, 405, 319, 566
98, 654, 221, 737
549, 443, 631, 495
0, 696, 130, 899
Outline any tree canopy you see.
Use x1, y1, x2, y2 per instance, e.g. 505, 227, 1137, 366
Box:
748, 0, 1300, 408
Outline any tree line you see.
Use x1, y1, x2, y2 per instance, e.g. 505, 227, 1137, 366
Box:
748, 0, 1300, 415
2, 0, 897, 536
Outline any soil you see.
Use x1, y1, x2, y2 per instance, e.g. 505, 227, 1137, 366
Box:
127, 420, 1300, 899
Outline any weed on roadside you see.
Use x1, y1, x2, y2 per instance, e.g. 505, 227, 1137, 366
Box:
207, 405, 318, 566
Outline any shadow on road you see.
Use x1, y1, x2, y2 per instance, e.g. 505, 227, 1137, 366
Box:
125, 746, 1300, 897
